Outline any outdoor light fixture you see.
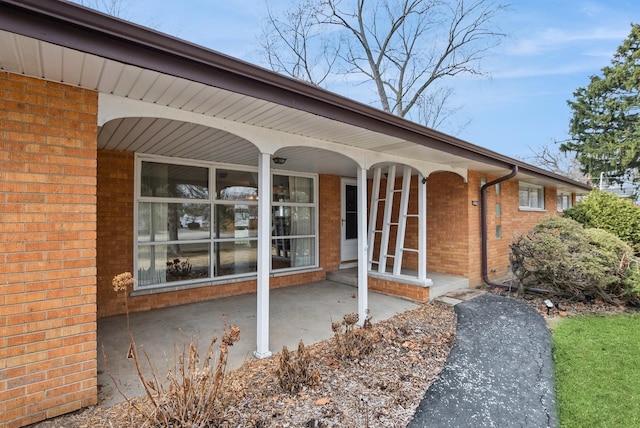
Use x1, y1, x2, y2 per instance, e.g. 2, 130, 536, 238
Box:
544, 299, 554, 315
272, 157, 287, 165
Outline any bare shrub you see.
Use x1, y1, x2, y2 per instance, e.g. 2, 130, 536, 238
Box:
331, 313, 380, 360
276, 340, 320, 394
108, 272, 240, 427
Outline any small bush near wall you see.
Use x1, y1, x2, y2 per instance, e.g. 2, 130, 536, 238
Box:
564, 190, 640, 253
510, 217, 640, 305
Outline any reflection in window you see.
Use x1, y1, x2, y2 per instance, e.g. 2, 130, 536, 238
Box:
215, 205, 258, 239
216, 169, 258, 201
141, 162, 209, 198
272, 237, 315, 269
137, 243, 210, 287
214, 241, 257, 276
136, 158, 317, 289
272, 175, 316, 271
273, 175, 313, 203
138, 202, 211, 243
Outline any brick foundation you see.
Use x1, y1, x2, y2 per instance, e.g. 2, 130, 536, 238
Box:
368, 276, 430, 303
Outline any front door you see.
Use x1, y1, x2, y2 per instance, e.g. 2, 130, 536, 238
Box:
340, 178, 358, 266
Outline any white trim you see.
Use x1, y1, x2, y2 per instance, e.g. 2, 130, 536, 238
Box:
519, 181, 545, 210
99, 93, 468, 180
356, 166, 368, 326
133, 153, 319, 293
255, 153, 272, 359
340, 178, 358, 265
418, 172, 427, 281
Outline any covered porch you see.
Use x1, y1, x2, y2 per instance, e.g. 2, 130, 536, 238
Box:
96, 93, 471, 360
97, 280, 420, 407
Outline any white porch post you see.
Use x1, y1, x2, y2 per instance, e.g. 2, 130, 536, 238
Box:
357, 166, 368, 325
255, 152, 272, 359
418, 173, 427, 281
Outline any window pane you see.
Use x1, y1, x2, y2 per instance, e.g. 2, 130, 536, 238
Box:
273, 175, 314, 203
138, 202, 210, 242
530, 189, 539, 208
495, 203, 501, 218
215, 204, 258, 239
215, 241, 257, 276
345, 212, 358, 239
272, 237, 315, 269
141, 162, 209, 198
216, 169, 258, 201
137, 243, 210, 287
273, 206, 314, 236
519, 189, 529, 207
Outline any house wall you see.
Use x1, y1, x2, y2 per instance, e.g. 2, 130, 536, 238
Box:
467, 172, 562, 285
427, 171, 470, 276
0, 72, 98, 427
318, 174, 341, 271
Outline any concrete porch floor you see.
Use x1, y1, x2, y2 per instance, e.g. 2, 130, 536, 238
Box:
97, 280, 420, 407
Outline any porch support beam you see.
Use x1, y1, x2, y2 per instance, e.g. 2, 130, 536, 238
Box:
418, 173, 427, 281
255, 152, 272, 359
357, 165, 369, 325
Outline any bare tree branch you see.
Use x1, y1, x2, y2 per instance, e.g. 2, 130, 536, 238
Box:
260, 0, 507, 129
521, 142, 590, 184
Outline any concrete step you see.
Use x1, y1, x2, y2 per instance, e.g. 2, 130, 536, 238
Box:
326, 268, 358, 287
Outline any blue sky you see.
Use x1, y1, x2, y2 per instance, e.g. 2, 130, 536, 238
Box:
93, 0, 639, 160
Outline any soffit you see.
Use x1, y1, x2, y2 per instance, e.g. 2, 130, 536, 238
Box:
0, 22, 591, 191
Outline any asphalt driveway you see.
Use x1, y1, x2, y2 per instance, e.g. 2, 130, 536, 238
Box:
410, 293, 557, 428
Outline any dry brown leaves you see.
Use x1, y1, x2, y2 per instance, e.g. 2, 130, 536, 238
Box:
29, 302, 456, 428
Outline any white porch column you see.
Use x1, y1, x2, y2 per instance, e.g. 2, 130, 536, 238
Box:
418, 174, 427, 281
357, 166, 369, 325
255, 152, 272, 359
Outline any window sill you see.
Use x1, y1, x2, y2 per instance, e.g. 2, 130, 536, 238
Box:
518, 207, 546, 212
130, 267, 322, 296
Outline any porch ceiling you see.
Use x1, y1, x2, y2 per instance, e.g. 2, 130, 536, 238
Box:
1, 29, 480, 177
0, 0, 592, 192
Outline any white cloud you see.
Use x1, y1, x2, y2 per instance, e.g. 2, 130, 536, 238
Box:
504, 26, 628, 56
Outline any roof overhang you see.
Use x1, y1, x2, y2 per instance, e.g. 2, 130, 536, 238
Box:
0, 0, 592, 192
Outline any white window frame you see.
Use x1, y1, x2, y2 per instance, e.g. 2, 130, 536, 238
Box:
519, 182, 545, 211
557, 192, 572, 212
134, 154, 319, 291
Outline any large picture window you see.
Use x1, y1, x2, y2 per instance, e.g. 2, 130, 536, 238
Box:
135, 157, 318, 289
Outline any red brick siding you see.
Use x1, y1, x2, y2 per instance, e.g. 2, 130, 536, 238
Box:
318, 174, 341, 270
368, 276, 430, 302
96, 149, 135, 318
427, 171, 469, 276
467, 173, 561, 285
0, 72, 98, 427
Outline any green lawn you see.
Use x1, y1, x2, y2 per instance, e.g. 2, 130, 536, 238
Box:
553, 313, 640, 428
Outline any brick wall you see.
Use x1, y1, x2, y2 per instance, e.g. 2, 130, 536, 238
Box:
96, 149, 134, 318
427, 171, 469, 276
466, 172, 562, 285
318, 174, 341, 271
368, 276, 430, 302
0, 72, 98, 427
